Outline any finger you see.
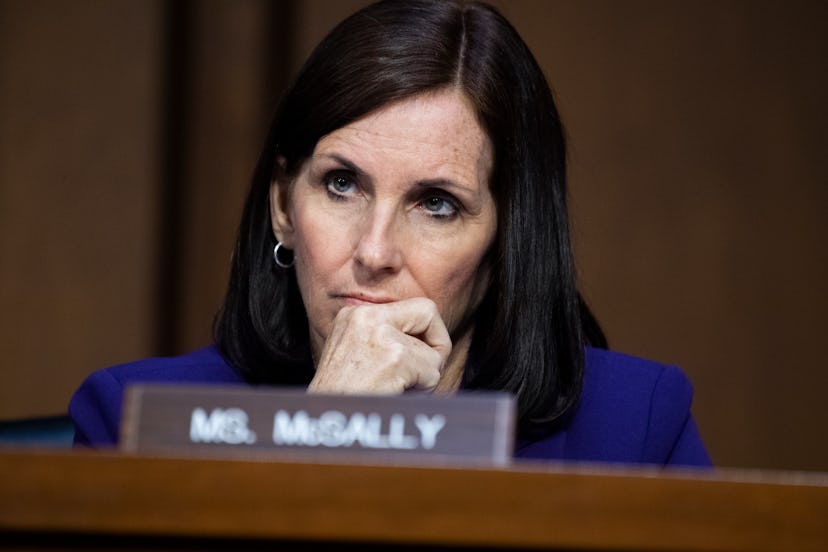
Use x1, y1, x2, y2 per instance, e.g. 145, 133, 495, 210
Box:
371, 298, 452, 364
393, 330, 443, 391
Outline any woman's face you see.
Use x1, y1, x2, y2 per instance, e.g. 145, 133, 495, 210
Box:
270, 88, 497, 361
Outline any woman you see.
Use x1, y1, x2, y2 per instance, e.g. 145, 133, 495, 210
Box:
70, 0, 710, 466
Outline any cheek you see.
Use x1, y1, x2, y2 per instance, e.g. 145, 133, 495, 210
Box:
292, 196, 351, 270
291, 209, 349, 309
295, 219, 347, 291
415, 242, 492, 327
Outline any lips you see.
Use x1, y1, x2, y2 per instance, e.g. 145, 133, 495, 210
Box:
335, 292, 396, 306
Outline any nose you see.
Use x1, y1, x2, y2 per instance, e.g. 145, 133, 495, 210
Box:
353, 203, 403, 275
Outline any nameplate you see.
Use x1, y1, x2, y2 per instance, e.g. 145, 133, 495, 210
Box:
120, 384, 516, 466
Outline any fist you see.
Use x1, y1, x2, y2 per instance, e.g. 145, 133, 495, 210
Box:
308, 297, 452, 394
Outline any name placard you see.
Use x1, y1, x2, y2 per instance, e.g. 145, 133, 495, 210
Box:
120, 384, 516, 466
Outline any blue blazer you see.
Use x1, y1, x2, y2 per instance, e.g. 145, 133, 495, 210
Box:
68, 346, 712, 467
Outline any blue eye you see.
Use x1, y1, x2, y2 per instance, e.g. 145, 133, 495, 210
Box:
422, 195, 458, 219
325, 173, 357, 198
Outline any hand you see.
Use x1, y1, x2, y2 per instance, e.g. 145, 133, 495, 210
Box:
308, 297, 452, 394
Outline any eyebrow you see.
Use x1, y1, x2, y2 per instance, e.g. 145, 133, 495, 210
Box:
315, 152, 478, 196
413, 178, 474, 195
315, 153, 367, 178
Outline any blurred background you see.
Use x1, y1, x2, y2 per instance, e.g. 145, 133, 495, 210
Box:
0, 0, 825, 471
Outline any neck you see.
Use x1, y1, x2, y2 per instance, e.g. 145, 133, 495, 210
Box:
434, 329, 473, 393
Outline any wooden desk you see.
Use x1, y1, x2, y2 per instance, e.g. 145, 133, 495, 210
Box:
1, 449, 826, 551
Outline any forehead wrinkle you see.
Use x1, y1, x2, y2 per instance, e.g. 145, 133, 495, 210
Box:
312, 91, 492, 195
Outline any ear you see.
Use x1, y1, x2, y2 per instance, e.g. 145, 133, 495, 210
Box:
269, 158, 296, 248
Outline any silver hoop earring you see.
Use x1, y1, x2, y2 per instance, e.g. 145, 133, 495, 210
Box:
273, 242, 294, 268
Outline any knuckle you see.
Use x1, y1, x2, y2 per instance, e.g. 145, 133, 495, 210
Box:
376, 323, 398, 342
420, 364, 441, 388
349, 305, 378, 325
427, 347, 444, 367
386, 339, 407, 361
416, 297, 439, 313
335, 305, 356, 321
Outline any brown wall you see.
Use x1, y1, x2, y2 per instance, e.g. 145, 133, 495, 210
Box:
0, 0, 164, 424
0, 0, 825, 472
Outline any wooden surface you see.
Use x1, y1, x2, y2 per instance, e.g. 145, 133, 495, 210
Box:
1, 449, 826, 551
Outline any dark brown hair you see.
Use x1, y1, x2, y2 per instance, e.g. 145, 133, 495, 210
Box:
214, 0, 606, 429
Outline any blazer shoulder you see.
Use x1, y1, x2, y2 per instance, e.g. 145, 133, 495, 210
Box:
584, 347, 694, 403
565, 348, 699, 464
68, 346, 242, 447
102, 345, 240, 385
